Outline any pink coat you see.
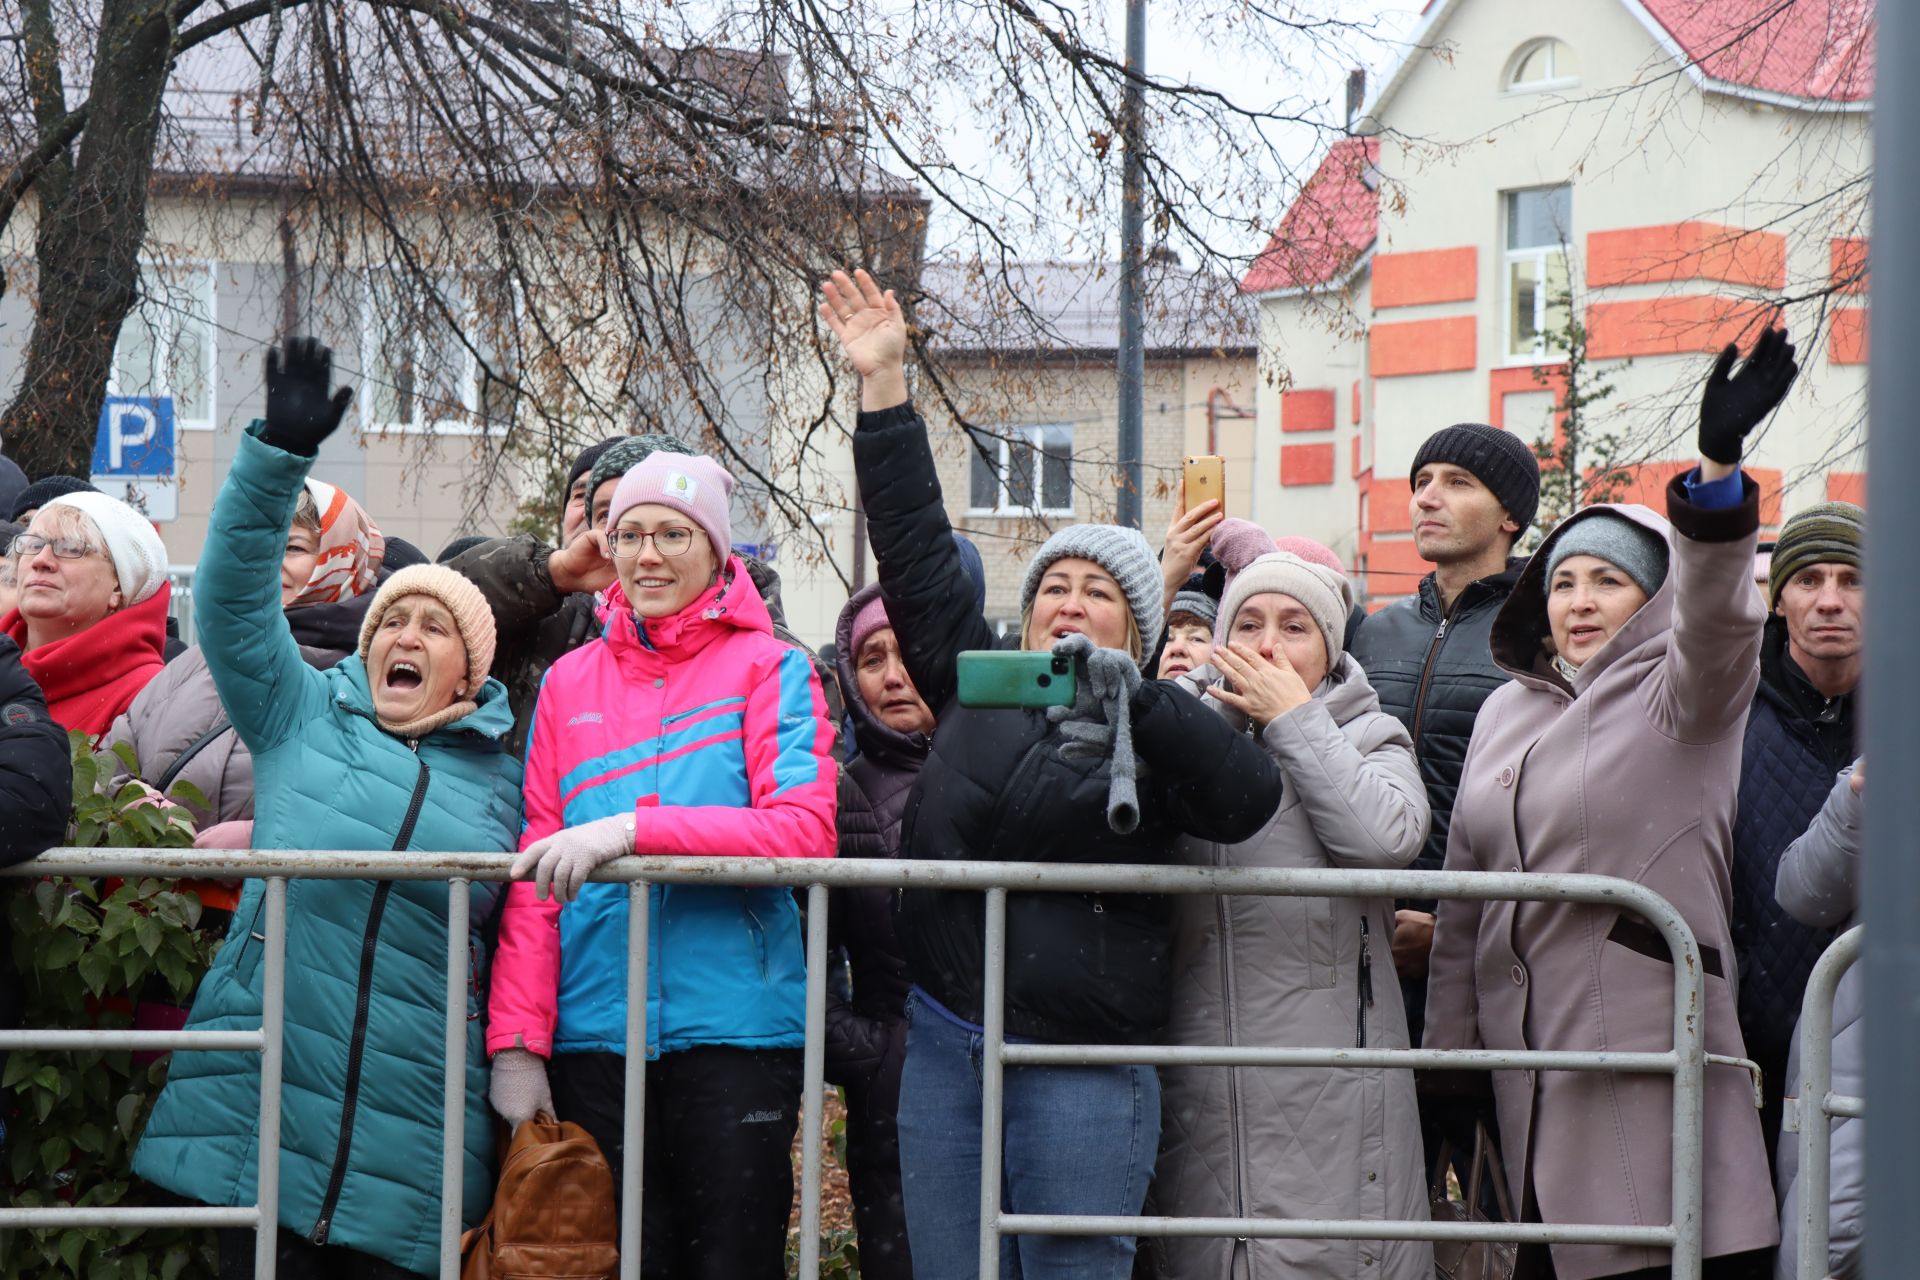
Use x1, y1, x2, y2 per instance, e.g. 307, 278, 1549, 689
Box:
1425, 482, 1777, 1280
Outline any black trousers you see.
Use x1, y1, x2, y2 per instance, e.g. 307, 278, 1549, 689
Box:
842, 1017, 914, 1280
550, 1045, 802, 1280
217, 1228, 421, 1279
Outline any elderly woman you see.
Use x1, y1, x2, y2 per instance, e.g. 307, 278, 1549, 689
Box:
103, 474, 386, 832
1425, 329, 1799, 1280
1152, 549, 1433, 1280
135, 340, 523, 1280
2, 489, 170, 738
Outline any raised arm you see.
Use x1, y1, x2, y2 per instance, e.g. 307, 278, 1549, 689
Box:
824, 269, 995, 709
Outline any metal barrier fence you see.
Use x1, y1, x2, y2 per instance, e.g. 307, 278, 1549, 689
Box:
0, 849, 1720, 1280
1785, 925, 1865, 1280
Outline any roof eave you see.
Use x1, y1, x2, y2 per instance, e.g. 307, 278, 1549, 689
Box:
1244, 244, 1375, 301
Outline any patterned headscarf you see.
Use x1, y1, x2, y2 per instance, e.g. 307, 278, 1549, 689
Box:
288, 478, 385, 607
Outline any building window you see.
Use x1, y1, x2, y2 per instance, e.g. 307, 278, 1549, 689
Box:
1507, 38, 1579, 92
968, 424, 1073, 515
1505, 185, 1572, 360
362, 270, 517, 433
111, 262, 215, 429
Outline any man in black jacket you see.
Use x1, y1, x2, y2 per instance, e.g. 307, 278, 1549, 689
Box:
1730, 501, 1863, 1171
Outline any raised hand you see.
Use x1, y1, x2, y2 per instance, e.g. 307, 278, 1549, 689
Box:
1210, 641, 1312, 729
1161, 499, 1223, 613
548, 526, 615, 596
1698, 326, 1798, 465
820, 269, 910, 409
261, 337, 355, 457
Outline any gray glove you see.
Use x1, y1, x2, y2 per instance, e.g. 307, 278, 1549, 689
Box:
1045, 634, 1144, 833
488, 1046, 553, 1129
510, 813, 635, 903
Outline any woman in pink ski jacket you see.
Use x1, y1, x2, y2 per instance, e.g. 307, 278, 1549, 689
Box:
486, 450, 837, 1280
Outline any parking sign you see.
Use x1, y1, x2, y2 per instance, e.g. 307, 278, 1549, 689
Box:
91, 397, 179, 522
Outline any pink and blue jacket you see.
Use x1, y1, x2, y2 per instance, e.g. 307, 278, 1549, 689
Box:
487, 559, 836, 1060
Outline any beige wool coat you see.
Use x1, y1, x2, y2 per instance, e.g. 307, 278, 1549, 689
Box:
1424, 481, 1778, 1280
1154, 655, 1434, 1280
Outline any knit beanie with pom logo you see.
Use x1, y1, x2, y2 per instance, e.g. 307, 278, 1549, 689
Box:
605, 454, 736, 564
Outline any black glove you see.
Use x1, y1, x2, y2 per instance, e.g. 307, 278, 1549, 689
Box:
1697, 326, 1797, 465
261, 337, 354, 457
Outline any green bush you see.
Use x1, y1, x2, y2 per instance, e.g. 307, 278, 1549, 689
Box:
0, 733, 221, 1280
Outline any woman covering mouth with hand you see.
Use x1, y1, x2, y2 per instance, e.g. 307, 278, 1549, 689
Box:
135, 340, 523, 1280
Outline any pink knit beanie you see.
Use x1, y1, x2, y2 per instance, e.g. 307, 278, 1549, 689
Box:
605, 453, 735, 562
1272, 536, 1345, 575
849, 595, 891, 659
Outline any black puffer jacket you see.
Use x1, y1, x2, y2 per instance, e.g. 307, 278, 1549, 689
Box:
1731, 618, 1855, 1152
857, 402, 1284, 1045
0, 635, 74, 1068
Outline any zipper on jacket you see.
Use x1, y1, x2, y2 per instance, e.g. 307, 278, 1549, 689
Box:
311, 750, 431, 1245
1355, 915, 1375, 1048
1406, 603, 1458, 759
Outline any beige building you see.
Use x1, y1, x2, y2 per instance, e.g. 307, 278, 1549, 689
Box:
1245, 0, 1871, 605
913, 260, 1257, 630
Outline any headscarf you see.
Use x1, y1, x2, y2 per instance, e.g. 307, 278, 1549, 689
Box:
288, 478, 385, 608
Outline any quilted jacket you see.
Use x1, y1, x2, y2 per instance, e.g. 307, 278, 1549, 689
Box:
133, 429, 524, 1275
485, 562, 837, 1061
1731, 620, 1853, 1135
1155, 655, 1432, 1280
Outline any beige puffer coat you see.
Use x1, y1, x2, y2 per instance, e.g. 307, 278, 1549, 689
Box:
1153, 654, 1434, 1280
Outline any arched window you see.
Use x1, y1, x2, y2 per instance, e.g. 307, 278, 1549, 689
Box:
1507, 38, 1579, 92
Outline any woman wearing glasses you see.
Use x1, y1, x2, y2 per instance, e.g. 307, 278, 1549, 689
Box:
487, 450, 838, 1280
2, 490, 171, 738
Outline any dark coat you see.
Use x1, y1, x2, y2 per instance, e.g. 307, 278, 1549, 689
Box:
855, 402, 1284, 1045
0, 634, 73, 1054
1731, 619, 1855, 1144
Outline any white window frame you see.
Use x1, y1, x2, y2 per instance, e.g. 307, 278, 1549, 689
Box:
967, 423, 1075, 517
1503, 186, 1572, 364
1505, 38, 1580, 95
109, 260, 217, 431
359, 268, 516, 436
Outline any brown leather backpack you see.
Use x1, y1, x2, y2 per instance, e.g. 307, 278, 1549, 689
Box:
461, 1114, 620, 1280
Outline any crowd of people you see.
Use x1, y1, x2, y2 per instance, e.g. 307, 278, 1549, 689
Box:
0, 269, 1866, 1280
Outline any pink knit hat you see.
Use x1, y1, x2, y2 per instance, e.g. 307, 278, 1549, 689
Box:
605, 453, 735, 562
1272, 536, 1344, 575
849, 595, 891, 659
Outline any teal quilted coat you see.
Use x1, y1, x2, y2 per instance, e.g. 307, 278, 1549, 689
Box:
134, 428, 524, 1275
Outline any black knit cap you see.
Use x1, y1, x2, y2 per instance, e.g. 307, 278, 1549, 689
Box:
10, 475, 99, 523
563, 438, 625, 510
1409, 423, 1541, 532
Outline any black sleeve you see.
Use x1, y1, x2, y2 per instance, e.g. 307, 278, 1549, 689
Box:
1130, 679, 1284, 844
0, 637, 72, 865
449, 535, 566, 683
853, 402, 997, 711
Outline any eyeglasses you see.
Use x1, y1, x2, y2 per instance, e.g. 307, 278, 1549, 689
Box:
12, 534, 101, 561
609, 526, 698, 559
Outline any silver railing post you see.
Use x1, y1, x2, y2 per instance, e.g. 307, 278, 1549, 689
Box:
1793, 925, 1865, 1280
620, 879, 649, 1280
441, 878, 471, 1279
1653, 901, 1707, 1280
977, 887, 1009, 1280
254, 876, 288, 1280
798, 882, 830, 1277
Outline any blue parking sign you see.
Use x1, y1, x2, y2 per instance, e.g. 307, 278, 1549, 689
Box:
92, 397, 176, 479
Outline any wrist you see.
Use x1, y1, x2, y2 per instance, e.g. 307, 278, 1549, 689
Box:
860, 365, 910, 412
1696, 456, 1738, 483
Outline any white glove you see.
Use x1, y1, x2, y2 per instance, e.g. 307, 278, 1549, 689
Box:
488, 1046, 553, 1128
510, 813, 635, 903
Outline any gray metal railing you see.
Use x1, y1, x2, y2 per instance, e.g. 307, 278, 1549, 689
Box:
1, 850, 1717, 1280
1784, 925, 1865, 1280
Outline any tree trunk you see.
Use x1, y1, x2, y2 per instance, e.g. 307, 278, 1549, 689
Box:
2, 0, 177, 479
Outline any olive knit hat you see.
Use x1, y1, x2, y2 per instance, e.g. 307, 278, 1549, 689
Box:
357, 563, 498, 691
1019, 524, 1164, 658
1768, 501, 1863, 608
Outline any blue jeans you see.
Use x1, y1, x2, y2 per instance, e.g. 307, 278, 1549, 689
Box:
895, 988, 1160, 1280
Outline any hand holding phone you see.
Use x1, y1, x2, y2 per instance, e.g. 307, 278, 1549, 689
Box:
956, 651, 1078, 709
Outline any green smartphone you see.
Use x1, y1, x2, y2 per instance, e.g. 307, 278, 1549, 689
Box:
956, 650, 1078, 709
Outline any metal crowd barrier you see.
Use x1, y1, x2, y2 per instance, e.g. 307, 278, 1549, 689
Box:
1784, 925, 1865, 1280
0, 850, 1718, 1280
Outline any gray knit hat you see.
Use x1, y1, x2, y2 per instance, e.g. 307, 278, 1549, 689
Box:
1545, 513, 1670, 599
1216, 551, 1353, 666
586, 433, 694, 503
1020, 525, 1164, 658
1768, 501, 1863, 608
1168, 588, 1218, 629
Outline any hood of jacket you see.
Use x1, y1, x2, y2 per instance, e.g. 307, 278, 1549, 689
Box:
598, 554, 775, 668
4, 583, 172, 733
834, 581, 933, 767
1489, 502, 1676, 697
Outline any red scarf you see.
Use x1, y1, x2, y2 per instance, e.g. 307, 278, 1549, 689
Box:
2, 584, 172, 739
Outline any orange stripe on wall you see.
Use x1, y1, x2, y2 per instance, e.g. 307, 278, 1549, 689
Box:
1826, 472, 1865, 505
1830, 238, 1868, 295
1585, 296, 1767, 360
1373, 247, 1478, 309
1281, 389, 1337, 433
1830, 310, 1869, 365
1370, 316, 1476, 377
1587, 222, 1786, 289
1280, 442, 1336, 486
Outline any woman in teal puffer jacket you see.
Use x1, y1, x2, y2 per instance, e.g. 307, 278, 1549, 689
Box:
134, 340, 524, 1279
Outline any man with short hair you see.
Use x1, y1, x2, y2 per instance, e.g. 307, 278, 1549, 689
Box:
1730, 501, 1864, 1170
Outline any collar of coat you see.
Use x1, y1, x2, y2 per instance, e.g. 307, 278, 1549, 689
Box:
1414, 556, 1527, 621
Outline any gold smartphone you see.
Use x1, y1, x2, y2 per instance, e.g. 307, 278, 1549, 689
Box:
1183, 455, 1225, 515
